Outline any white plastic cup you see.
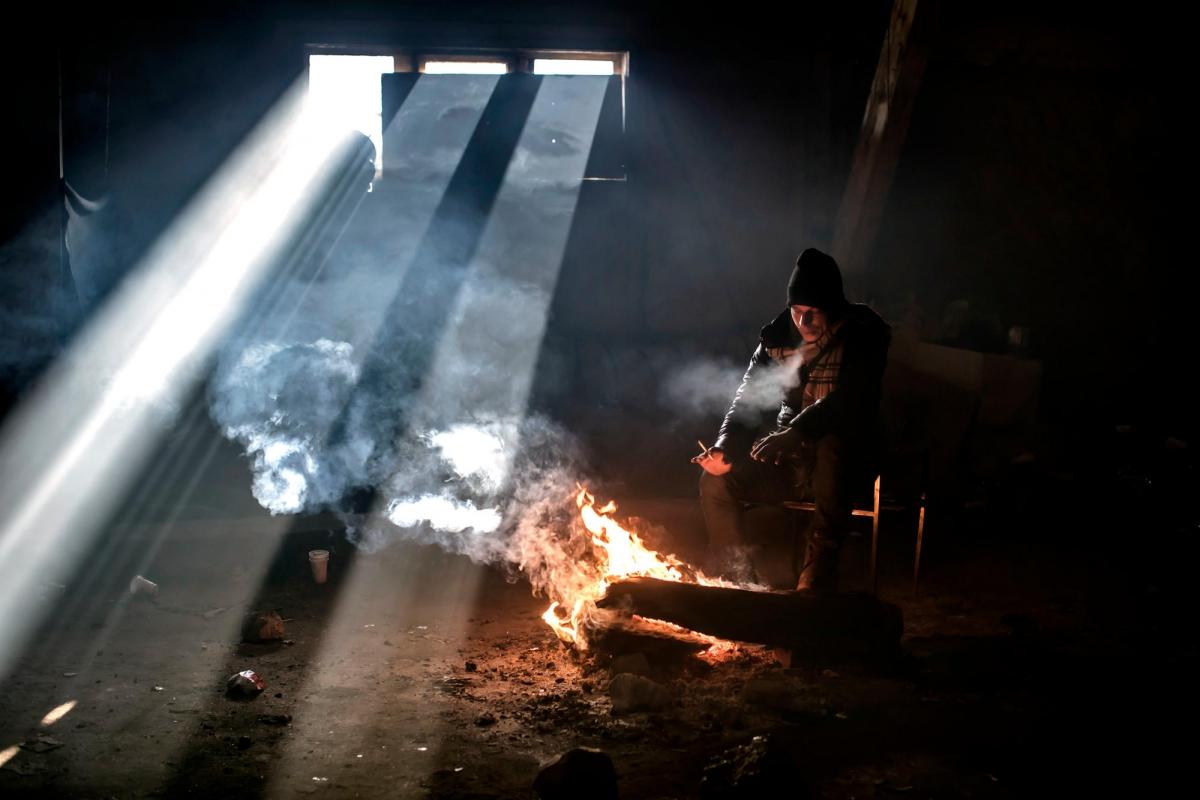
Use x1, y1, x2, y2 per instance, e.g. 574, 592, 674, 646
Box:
308, 550, 329, 584
129, 575, 159, 597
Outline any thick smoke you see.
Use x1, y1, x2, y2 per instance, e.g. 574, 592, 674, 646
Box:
209, 338, 368, 514
209, 325, 600, 607
660, 353, 801, 419
206, 75, 619, 614
350, 416, 600, 610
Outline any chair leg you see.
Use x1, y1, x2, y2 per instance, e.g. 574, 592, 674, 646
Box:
869, 475, 881, 595
790, 509, 803, 586
913, 493, 927, 597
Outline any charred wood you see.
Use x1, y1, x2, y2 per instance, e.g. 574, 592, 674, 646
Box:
581, 607, 712, 659
596, 577, 902, 662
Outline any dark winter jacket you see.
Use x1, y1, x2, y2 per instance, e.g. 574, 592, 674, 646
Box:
713, 304, 891, 455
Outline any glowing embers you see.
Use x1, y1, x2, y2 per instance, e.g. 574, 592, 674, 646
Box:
542, 486, 726, 651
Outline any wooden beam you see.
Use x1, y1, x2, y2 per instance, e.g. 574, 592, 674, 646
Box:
597, 577, 902, 659
832, 0, 931, 275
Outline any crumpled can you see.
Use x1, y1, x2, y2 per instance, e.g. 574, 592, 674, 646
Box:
226, 669, 266, 698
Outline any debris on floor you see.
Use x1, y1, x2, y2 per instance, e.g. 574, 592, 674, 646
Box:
225, 670, 266, 699
240, 610, 285, 643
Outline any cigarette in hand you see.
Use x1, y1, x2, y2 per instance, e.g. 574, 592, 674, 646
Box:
696, 439, 712, 457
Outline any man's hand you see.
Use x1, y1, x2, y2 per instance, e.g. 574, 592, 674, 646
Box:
691, 447, 732, 476
750, 426, 801, 465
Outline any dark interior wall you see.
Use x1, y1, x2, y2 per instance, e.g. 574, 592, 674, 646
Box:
862, 5, 1182, 435
14, 1, 1177, 496
0, 40, 65, 409
531, 29, 887, 490
1, 2, 890, 463
0, 2, 1184, 537
1, 3, 887, 327
214, 1, 887, 350
0, 11, 304, 408
0, 0, 1182, 592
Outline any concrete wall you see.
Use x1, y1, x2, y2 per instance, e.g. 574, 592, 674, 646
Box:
3, 2, 1180, 507
1, 2, 889, 498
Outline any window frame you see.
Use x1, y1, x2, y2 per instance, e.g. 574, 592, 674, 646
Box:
304, 45, 628, 79
304, 45, 629, 180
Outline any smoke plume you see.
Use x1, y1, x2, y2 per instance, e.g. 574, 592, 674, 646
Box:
205, 74, 622, 615
660, 353, 801, 419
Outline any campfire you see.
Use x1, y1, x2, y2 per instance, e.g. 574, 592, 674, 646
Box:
539, 486, 904, 663
539, 486, 729, 651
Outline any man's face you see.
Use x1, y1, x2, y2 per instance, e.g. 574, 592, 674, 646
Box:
790, 304, 827, 343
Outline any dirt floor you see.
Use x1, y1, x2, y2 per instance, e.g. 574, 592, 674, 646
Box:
0, 478, 1193, 798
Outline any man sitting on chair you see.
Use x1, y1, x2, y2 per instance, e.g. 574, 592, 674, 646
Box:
694, 248, 891, 592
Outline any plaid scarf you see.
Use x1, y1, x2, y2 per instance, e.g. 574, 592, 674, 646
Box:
797, 321, 844, 411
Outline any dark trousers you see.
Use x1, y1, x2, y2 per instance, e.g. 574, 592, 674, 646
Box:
699, 434, 861, 589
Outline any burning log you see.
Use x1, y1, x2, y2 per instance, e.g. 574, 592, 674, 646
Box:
541, 487, 896, 664
597, 577, 902, 662
580, 607, 713, 659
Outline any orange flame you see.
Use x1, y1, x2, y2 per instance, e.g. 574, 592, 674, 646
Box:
542, 486, 715, 649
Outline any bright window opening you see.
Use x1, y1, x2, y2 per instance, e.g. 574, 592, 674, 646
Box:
305, 49, 625, 180
423, 61, 508, 74
307, 54, 394, 175
533, 59, 615, 76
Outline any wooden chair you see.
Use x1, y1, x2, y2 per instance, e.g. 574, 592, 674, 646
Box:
782, 473, 927, 596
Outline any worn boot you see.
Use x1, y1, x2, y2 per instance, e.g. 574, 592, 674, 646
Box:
795, 532, 840, 593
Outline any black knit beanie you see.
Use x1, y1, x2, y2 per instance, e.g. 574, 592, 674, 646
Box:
787, 248, 847, 311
